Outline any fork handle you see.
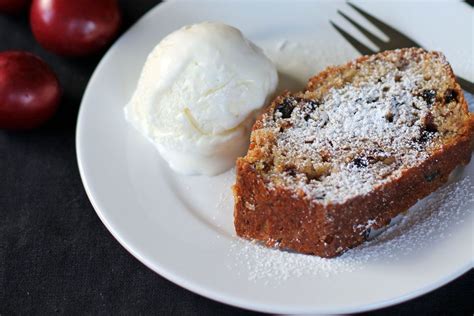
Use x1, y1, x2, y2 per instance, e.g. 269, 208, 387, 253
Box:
457, 75, 474, 94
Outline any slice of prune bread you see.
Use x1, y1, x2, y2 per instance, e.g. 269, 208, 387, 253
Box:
233, 48, 474, 257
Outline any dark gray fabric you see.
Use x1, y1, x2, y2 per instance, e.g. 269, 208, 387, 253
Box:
0, 1, 472, 314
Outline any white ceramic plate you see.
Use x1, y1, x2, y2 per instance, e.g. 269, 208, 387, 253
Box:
76, 1, 474, 314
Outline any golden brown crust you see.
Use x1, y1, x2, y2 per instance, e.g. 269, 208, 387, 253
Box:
234, 129, 473, 257
233, 48, 474, 257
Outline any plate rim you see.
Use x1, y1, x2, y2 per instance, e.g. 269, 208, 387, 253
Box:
76, 1, 474, 313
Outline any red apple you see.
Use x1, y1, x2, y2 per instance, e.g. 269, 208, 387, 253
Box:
0, 51, 61, 129
30, 0, 121, 56
0, 0, 30, 14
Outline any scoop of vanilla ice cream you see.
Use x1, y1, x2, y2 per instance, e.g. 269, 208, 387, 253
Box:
125, 22, 278, 175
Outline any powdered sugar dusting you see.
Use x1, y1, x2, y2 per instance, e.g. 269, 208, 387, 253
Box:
229, 175, 473, 282
259, 50, 456, 204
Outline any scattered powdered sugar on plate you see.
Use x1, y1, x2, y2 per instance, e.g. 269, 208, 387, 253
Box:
229, 174, 473, 282
216, 168, 235, 209
214, 168, 236, 221
262, 39, 357, 93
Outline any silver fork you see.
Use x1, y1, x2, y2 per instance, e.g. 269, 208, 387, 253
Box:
330, 2, 474, 93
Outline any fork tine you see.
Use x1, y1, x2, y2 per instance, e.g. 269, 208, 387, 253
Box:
330, 21, 376, 55
337, 10, 385, 48
347, 2, 421, 48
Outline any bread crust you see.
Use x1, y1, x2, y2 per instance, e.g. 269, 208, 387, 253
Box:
233, 48, 474, 257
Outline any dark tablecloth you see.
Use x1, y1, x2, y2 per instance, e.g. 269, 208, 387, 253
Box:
1, 1, 472, 314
